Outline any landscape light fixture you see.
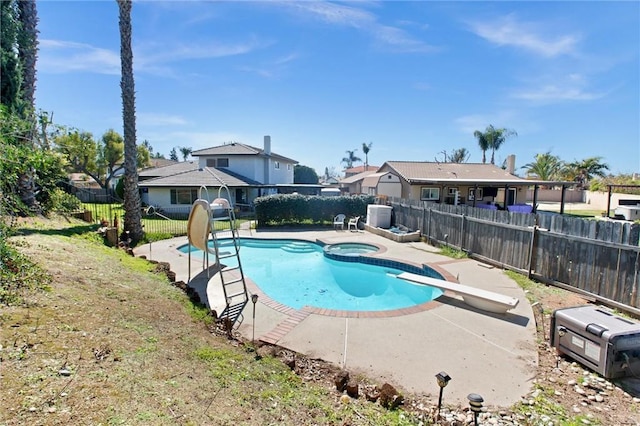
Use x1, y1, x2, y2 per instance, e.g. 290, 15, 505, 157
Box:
251, 294, 259, 343
435, 371, 451, 422
467, 393, 484, 426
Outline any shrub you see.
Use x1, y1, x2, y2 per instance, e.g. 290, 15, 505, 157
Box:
254, 194, 375, 226
47, 188, 82, 213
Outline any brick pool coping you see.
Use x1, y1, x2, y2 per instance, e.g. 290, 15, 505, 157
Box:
238, 241, 462, 344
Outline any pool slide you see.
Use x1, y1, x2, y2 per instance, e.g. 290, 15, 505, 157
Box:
186, 199, 218, 280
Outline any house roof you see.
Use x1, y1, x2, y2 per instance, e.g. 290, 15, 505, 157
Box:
138, 161, 199, 178
382, 161, 573, 186
362, 172, 396, 188
339, 170, 378, 184
344, 165, 379, 175
149, 158, 179, 168
192, 142, 298, 164
138, 166, 262, 188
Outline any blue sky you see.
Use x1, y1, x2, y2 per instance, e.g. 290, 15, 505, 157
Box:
36, 1, 639, 177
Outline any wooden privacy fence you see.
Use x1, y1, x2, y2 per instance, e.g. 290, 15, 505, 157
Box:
390, 199, 640, 314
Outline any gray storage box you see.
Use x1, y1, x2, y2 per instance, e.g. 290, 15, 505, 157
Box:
550, 305, 640, 379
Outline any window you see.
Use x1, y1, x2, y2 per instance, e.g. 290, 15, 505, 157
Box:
447, 187, 459, 195
468, 188, 483, 201
287, 164, 292, 170
274, 161, 280, 169
170, 189, 198, 205
206, 158, 229, 167
420, 187, 440, 201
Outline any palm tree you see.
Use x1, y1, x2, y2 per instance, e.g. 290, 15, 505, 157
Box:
341, 149, 361, 169
474, 125, 517, 164
566, 157, 610, 181
449, 147, 470, 163
488, 127, 517, 165
179, 146, 192, 161
117, 0, 143, 245
362, 142, 372, 170
17, 0, 38, 115
473, 128, 490, 163
522, 152, 564, 183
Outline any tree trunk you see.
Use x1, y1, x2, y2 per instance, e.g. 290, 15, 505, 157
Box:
17, 0, 38, 114
117, 0, 143, 245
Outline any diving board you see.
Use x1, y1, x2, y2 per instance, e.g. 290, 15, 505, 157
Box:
397, 272, 520, 314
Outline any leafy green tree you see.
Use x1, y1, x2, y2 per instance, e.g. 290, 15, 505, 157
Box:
179, 146, 192, 161
294, 165, 319, 184
474, 125, 517, 164
170, 147, 178, 161
362, 142, 372, 170
55, 130, 100, 180
341, 149, 361, 169
99, 129, 124, 189
0, 107, 66, 215
522, 152, 564, 182
118, 0, 143, 244
55, 128, 149, 190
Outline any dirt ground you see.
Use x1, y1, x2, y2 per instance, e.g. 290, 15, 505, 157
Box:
2, 217, 640, 425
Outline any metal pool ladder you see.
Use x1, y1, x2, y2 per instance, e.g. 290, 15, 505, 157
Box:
202, 184, 249, 329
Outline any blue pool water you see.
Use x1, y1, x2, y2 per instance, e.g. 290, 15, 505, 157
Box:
179, 239, 444, 312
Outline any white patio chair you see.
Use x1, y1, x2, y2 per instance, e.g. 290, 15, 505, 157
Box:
348, 216, 360, 231
333, 214, 346, 230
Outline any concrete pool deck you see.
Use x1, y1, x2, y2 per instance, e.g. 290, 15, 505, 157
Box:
134, 227, 538, 408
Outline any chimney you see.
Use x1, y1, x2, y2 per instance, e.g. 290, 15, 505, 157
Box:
506, 154, 516, 174
264, 135, 271, 155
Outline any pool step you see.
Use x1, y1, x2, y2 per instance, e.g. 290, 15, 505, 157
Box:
281, 242, 316, 253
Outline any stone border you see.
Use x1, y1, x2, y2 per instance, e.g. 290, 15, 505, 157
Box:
364, 224, 422, 243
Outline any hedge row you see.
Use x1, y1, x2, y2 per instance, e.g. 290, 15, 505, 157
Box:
254, 194, 376, 226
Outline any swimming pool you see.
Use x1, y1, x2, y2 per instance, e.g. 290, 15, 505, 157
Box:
178, 239, 444, 312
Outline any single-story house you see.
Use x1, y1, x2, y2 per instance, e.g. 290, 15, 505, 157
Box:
338, 169, 379, 194
374, 159, 576, 211
137, 136, 321, 214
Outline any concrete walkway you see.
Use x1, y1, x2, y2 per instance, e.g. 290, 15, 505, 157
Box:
134, 228, 537, 408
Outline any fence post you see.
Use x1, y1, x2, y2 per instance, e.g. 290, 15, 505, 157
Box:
460, 213, 466, 252
527, 226, 537, 279
426, 203, 431, 243
421, 203, 426, 239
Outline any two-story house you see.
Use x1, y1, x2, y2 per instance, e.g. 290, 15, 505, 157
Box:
138, 136, 300, 214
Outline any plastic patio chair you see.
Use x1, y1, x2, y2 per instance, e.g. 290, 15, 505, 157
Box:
348, 216, 360, 231
333, 214, 346, 230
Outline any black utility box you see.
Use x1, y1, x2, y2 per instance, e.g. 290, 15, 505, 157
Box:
550, 305, 640, 379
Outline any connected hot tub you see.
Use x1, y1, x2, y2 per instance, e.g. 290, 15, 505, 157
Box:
323, 242, 379, 257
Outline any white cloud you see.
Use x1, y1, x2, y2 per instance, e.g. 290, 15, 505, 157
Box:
39, 39, 121, 75
373, 25, 437, 53
511, 73, 607, 104
279, 1, 435, 53
39, 35, 270, 78
512, 85, 604, 102
468, 14, 580, 57
136, 36, 273, 67
138, 113, 189, 127
286, 1, 375, 28
455, 111, 520, 135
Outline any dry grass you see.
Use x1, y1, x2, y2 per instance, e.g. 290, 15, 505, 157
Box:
0, 217, 415, 426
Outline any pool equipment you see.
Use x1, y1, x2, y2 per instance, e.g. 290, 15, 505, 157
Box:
366, 204, 392, 228
550, 305, 640, 379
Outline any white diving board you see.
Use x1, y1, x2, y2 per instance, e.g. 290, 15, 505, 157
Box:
397, 272, 520, 314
